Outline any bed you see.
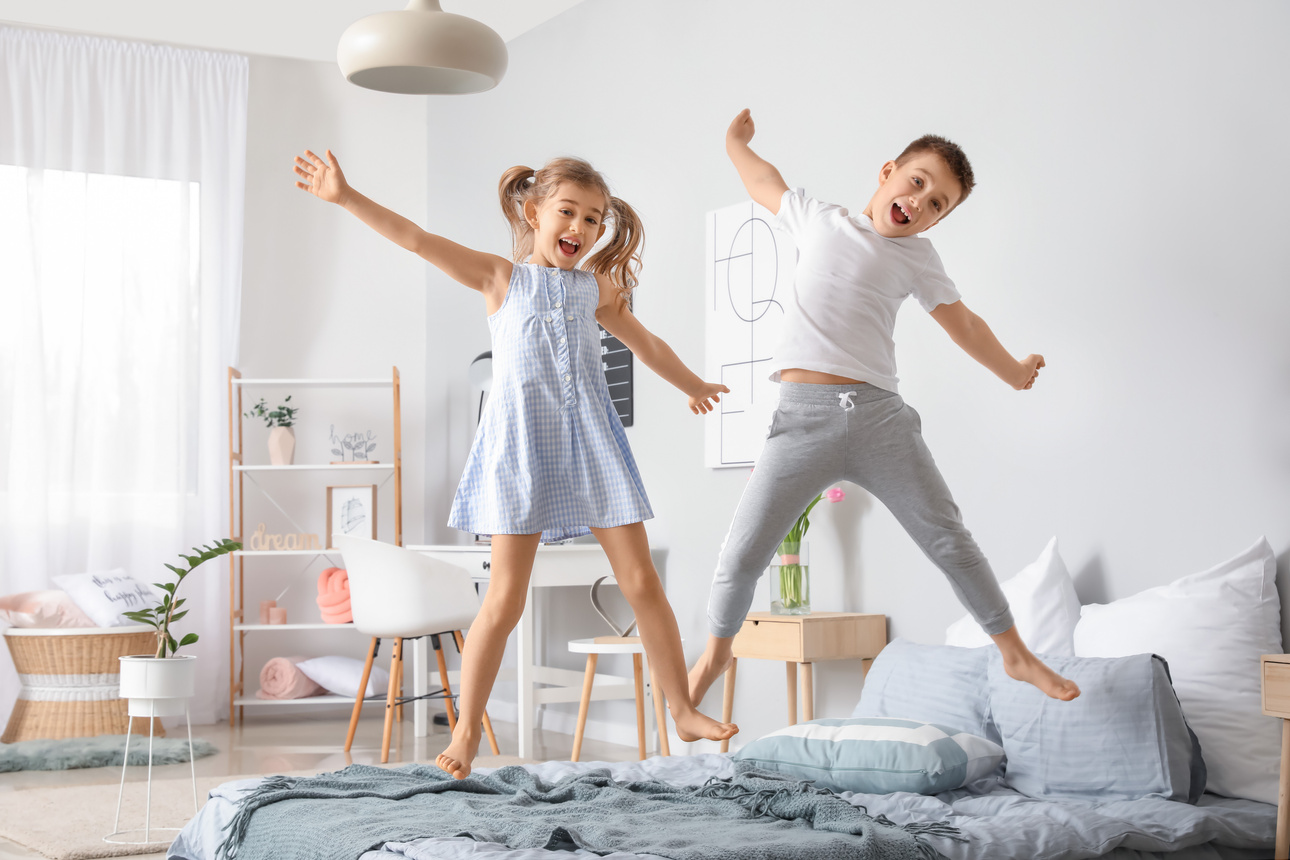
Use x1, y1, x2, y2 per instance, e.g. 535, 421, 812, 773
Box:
167, 537, 1283, 860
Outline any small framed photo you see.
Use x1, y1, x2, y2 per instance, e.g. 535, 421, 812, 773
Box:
326, 484, 377, 548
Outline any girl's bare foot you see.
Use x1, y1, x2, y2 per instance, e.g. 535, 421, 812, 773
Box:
672, 708, 738, 743
436, 727, 481, 780
687, 640, 734, 706
1002, 650, 1081, 701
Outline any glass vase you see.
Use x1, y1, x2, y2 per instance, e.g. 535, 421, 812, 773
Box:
770, 541, 810, 615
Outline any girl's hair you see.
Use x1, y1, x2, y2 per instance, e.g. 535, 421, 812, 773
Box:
498, 157, 643, 303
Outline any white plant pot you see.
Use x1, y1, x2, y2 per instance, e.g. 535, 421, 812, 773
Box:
267, 426, 296, 465
119, 654, 197, 718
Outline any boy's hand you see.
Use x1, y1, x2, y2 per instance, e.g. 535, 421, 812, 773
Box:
294, 149, 349, 206
726, 109, 757, 150
1014, 355, 1045, 390
689, 383, 730, 415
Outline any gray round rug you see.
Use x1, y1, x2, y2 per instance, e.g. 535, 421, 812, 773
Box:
0, 735, 218, 771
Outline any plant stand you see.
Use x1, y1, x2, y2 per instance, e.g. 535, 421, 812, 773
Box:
104, 655, 199, 846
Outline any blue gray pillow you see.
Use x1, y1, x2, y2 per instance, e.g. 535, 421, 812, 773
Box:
733, 717, 1005, 795
988, 651, 1206, 802
851, 638, 999, 744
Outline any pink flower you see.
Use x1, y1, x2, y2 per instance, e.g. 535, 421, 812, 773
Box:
824, 487, 846, 503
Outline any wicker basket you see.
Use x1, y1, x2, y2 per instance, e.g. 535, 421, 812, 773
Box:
2, 627, 166, 742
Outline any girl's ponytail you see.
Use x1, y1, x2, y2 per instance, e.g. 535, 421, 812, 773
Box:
498, 165, 537, 263
584, 195, 643, 307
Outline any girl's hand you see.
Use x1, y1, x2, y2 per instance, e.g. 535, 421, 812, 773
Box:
689, 383, 730, 415
1015, 354, 1045, 390
726, 109, 756, 149
294, 149, 349, 205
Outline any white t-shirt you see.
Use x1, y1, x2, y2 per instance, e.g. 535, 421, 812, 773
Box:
771, 188, 961, 393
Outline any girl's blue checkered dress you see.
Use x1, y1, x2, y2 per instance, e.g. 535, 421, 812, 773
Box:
448, 263, 653, 542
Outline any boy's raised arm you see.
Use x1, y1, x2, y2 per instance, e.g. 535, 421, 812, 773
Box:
930, 300, 1045, 390
725, 109, 790, 215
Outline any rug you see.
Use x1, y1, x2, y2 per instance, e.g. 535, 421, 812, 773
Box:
0, 736, 219, 772
0, 756, 532, 860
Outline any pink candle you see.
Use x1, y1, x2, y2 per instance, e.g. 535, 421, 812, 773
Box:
269, 606, 288, 625
259, 600, 276, 625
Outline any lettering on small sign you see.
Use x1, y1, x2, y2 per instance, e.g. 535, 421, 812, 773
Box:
599, 324, 633, 427
247, 523, 321, 551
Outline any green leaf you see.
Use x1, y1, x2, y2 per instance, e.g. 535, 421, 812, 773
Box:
169, 609, 188, 623
165, 563, 185, 575
178, 633, 199, 648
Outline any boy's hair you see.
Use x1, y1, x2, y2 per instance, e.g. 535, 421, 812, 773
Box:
498, 157, 643, 302
895, 135, 975, 211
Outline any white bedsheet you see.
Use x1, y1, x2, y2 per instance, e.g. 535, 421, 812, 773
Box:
167, 754, 1276, 860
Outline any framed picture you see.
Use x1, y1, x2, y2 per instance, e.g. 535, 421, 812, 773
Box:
326, 484, 377, 548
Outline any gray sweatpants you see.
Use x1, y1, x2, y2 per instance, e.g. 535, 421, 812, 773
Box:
707, 382, 1015, 639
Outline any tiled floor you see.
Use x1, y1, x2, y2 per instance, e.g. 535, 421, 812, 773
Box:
0, 711, 641, 858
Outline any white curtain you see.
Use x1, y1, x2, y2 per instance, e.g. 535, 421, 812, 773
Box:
0, 26, 247, 725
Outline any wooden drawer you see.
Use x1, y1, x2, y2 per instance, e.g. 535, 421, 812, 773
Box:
1263, 655, 1290, 718
732, 612, 886, 663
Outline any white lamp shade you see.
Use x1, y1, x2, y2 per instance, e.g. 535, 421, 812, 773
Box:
337, 0, 508, 95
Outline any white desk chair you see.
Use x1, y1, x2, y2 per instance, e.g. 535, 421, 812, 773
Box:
568, 636, 670, 761
333, 534, 499, 763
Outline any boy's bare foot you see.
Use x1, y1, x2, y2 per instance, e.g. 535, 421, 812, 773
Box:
1002, 650, 1081, 701
436, 727, 481, 780
687, 638, 734, 706
672, 708, 739, 743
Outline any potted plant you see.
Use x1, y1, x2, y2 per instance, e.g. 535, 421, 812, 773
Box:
771, 487, 846, 615
245, 396, 299, 465
118, 539, 241, 716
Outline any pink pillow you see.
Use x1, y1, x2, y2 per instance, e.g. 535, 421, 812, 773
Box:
0, 590, 97, 628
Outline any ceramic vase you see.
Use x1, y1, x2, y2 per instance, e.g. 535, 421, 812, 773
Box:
267, 426, 296, 465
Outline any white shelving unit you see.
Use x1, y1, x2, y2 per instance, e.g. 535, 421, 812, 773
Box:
226, 367, 403, 724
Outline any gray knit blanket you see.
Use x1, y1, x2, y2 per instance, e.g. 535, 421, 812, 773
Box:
215, 761, 962, 860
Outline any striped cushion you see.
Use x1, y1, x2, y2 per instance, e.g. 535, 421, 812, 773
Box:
732, 717, 1005, 795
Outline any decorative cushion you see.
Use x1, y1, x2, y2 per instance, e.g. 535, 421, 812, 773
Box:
945, 536, 1080, 656
50, 570, 161, 628
988, 650, 1205, 802
296, 655, 390, 699
733, 717, 1005, 795
0, 591, 96, 628
1072, 537, 1281, 805
851, 638, 999, 744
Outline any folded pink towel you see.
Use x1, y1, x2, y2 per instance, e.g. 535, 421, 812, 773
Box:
256, 656, 326, 699
316, 567, 352, 624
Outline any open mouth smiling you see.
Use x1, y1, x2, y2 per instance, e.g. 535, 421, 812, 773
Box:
558, 237, 581, 257
891, 202, 911, 226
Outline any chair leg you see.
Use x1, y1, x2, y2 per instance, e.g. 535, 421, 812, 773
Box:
395, 649, 404, 723
632, 653, 646, 761
454, 630, 499, 755
571, 653, 598, 762
649, 664, 670, 757
380, 638, 402, 764
345, 638, 378, 753
433, 634, 457, 730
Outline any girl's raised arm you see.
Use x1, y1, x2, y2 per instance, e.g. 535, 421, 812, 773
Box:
294, 149, 512, 299
594, 276, 728, 415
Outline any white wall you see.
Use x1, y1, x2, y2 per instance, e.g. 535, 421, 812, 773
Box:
236, 54, 429, 713
418, 0, 1290, 748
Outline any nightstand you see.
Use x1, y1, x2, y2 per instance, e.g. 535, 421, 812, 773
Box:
720, 611, 886, 753
1261, 654, 1290, 859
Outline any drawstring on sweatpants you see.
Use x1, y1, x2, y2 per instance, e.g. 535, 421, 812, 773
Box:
838, 391, 857, 410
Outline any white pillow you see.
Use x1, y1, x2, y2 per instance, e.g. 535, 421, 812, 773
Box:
296, 655, 391, 699
1072, 537, 1282, 805
945, 536, 1080, 656
51, 569, 163, 628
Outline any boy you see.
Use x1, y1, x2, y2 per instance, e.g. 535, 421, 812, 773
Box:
688, 109, 1080, 705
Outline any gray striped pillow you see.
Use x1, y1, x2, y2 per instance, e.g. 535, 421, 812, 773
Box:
733, 717, 1005, 795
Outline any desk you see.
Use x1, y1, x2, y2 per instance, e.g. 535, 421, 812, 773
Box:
720, 612, 886, 753
407, 544, 663, 759
1261, 654, 1290, 859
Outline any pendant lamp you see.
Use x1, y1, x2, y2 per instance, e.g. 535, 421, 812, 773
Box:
337, 0, 508, 95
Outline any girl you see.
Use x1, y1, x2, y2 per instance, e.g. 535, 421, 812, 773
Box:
294, 150, 739, 779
